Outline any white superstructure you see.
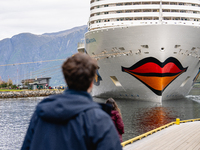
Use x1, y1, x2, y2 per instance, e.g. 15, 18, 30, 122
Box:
89, 0, 200, 30
84, 0, 200, 102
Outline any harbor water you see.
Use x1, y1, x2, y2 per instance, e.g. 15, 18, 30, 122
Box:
0, 88, 200, 150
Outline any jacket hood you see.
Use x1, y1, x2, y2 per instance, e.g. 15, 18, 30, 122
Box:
36, 89, 100, 123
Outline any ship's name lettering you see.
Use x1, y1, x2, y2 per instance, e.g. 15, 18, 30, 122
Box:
86, 38, 96, 44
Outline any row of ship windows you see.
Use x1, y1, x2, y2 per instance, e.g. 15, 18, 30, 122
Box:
91, 9, 200, 17
91, 2, 200, 10
92, 17, 200, 23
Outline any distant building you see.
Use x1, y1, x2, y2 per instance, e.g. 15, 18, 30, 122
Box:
21, 77, 51, 90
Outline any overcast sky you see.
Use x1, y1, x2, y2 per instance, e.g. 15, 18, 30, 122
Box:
0, 0, 90, 40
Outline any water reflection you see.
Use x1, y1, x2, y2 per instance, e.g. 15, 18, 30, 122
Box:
112, 97, 200, 141
0, 92, 200, 149
136, 107, 176, 133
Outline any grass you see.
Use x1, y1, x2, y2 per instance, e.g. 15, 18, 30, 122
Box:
0, 89, 64, 92
0, 89, 24, 92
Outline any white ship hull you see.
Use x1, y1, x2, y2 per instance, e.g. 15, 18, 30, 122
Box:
85, 25, 200, 102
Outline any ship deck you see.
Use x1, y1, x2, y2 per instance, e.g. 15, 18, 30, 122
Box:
123, 121, 200, 150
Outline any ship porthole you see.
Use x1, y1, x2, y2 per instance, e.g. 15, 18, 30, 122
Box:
161, 47, 164, 51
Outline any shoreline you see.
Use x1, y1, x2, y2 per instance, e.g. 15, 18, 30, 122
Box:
0, 90, 64, 98
0, 87, 199, 99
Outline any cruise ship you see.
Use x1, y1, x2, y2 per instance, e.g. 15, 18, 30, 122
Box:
82, 0, 200, 102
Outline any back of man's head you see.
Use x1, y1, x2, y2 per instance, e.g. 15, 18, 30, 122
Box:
62, 53, 98, 91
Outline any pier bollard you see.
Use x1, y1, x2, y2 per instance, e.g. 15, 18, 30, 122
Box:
176, 118, 180, 125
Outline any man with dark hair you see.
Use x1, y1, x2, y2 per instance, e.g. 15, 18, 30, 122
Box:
62, 53, 97, 91
21, 53, 122, 150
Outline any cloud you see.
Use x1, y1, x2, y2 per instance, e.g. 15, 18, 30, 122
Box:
0, 0, 90, 40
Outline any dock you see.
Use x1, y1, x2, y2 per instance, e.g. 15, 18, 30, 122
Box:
123, 119, 200, 150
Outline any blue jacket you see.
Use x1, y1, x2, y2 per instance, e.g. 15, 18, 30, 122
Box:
21, 89, 122, 150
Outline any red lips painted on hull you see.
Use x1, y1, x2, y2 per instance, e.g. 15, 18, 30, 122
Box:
122, 57, 188, 96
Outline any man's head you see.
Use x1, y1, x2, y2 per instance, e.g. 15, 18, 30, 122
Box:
62, 53, 98, 91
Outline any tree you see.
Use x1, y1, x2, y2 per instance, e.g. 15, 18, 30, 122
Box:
11, 85, 17, 89
1, 82, 7, 88
7, 78, 13, 86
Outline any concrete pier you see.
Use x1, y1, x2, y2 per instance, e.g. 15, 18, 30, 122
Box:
123, 121, 200, 150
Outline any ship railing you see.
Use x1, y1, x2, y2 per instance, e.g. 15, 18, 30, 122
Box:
121, 118, 200, 147
89, 20, 200, 30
